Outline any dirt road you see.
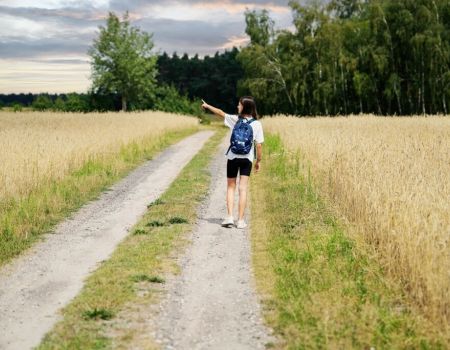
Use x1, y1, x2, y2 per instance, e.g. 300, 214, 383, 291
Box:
0, 131, 214, 350
150, 142, 274, 349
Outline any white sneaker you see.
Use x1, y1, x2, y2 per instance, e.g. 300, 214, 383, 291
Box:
236, 220, 247, 229
221, 216, 234, 227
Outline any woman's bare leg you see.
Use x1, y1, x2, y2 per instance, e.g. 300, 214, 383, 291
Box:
227, 178, 237, 217
238, 175, 249, 221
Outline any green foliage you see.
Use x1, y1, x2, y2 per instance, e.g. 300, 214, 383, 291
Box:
244, 9, 274, 46
88, 12, 158, 111
82, 308, 114, 321
157, 48, 243, 113
53, 96, 66, 111
147, 198, 165, 208
87, 92, 120, 112
146, 220, 166, 227
168, 216, 188, 224
133, 228, 147, 235
65, 93, 89, 112
239, 0, 450, 115
153, 84, 201, 116
131, 274, 165, 283
12, 102, 23, 112
32, 94, 53, 111
52, 94, 89, 112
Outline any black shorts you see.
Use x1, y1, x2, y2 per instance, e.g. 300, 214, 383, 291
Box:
227, 158, 252, 178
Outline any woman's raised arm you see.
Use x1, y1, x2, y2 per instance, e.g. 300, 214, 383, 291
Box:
201, 99, 226, 118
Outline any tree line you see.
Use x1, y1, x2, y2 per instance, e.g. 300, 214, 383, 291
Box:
0, 49, 240, 115
0, 12, 241, 115
238, 0, 450, 116
2, 2, 449, 116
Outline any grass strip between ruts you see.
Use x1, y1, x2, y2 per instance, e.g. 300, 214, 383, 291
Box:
37, 127, 226, 350
0, 127, 200, 267
250, 134, 446, 350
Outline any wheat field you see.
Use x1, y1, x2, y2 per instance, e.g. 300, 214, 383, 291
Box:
263, 115, 450, 325
0, 111, 198, 204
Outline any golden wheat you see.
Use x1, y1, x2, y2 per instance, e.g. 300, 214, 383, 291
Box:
263, 115, 450, 324
0, 111, 198, 203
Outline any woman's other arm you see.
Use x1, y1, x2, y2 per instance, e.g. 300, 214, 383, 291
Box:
255, 143, 262, 172
201, 99, 226, 118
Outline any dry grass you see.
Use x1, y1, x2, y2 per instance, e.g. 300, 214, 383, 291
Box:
262, 115, 450, 326
0, 111, 198, 202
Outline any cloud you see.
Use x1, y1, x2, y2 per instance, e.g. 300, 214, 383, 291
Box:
0, 0, 293, 92
0, 5, 106, 24
0, 1, 293, 57
108, 0, 290, 14
135, 17, 246, 55
0, 33, 94, 59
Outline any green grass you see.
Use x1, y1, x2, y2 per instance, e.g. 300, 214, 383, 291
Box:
83, 308, 115, 321
37, 127, 226, 349
250, 134, 446, 349
131, 274, 165, 284
0, 127, 199, 267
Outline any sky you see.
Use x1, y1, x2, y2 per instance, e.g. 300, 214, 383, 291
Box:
0, 0, 293, 94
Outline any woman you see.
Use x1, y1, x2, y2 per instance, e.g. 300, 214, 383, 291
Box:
201, 96, 264, 229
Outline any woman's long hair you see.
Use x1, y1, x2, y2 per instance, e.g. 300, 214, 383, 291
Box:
239, 96, 259, 119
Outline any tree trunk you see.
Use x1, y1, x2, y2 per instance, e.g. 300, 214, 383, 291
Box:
395, 81, 402, 115
421, 53, 426, 115
443, 94, 447, 115
122, 95, 127, 112
340, 62, 347, 114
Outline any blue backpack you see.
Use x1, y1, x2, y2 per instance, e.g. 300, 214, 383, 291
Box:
227, 117, 255, 155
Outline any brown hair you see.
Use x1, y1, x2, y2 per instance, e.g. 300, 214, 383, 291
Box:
239, 96, 259, 119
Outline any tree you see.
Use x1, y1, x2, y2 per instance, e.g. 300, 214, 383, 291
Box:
156, 48, 243, 113
32, 94, 53, 111
12, 102, 23, 112
329, 0, 364, 19
88, 12, 157, 111
237, 0, 450, 116
244, 9, 275, 46
65, 93, 88, 112
53, 96, 66, 111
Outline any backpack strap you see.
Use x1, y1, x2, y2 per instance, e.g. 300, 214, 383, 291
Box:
241, 116, 255, 124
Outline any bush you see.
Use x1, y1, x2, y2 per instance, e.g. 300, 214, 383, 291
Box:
32, 95, 53, 111
153, 85, 201, 116
53, 96, 66, 111
65, 93, 89, 112
12, 103, 23, 112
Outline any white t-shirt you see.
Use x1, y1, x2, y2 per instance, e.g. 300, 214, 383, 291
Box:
224, 114, 264, 162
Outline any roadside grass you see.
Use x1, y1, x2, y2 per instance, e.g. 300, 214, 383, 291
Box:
37, 127, 226, 350
250, 134, 446, 349
0, 127, 199, 267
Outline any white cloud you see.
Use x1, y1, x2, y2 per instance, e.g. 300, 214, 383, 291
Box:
0, 14, 47, 39
0, 0, 294, 93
